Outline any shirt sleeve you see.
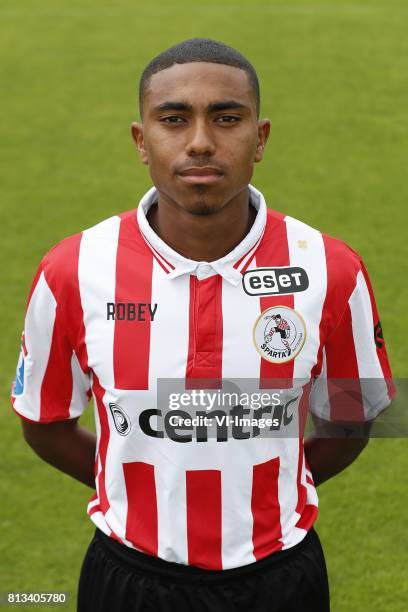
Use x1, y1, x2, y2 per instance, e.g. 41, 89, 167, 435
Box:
11, 241, 91, 423
310, 255, 395, 423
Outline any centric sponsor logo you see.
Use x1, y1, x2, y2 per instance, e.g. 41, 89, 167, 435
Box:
242, 267, 309, 296
253, 306, 306, 363
138, 397, 298, 442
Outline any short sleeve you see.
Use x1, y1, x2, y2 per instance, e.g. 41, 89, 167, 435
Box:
310, 257, 395, 422
11, 239, 91, 423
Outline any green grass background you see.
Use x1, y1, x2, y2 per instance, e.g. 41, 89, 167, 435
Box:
1, 0, 407, 610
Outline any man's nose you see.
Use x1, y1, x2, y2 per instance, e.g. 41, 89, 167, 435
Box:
185, 120, 216, 156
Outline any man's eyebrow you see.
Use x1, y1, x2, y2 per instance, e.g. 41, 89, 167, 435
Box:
152, 100, 248, 113
208, 101, 247, 112
153, 102, 193, 112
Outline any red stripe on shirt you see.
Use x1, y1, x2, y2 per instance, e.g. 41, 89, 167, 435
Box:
87, 492, 99, 516
40, 313, 72, 420
92, 374, 110, 514
186, 470, 222, 569
251, 456, 283, 559
312, 236, 370, 423
114, 215, 153, 390
296, 504, 319, 531
123, 461, 158, 556
132, 216, 172, 273
317, 240, 394, 413
295, 383, 313, 522
297, 433, 319, 532
151, 251, 172, 274
40, 233, 89, 420
234, 247, 252, 270
256, 212, 294, 389
21, 332, 28, 357
295, 439, 307, 524
141, 233, 175, 272
240, 250, 257, 274
233, 234, 263, 271
185, 275, 223, 388
359, 262, 395, 399
326, 304, 364, 422
313, 235, 361, 379
87, 490, 101, 516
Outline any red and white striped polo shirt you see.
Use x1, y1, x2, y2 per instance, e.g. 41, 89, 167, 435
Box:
11, 184, 393, 570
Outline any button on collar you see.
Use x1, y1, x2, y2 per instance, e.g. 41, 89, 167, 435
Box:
196, 264, 212, 280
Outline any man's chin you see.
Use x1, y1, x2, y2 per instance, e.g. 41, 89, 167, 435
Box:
185, 202, 220, 216
157, 183, 230, 216
178, 191, 224, 216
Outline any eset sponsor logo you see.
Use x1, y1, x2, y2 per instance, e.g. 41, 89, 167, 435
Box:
242, 267, 309, 296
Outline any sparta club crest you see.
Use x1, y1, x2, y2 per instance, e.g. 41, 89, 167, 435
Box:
253, 306, 306, 363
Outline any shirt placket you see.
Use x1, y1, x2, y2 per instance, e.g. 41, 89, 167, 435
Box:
186, 274, 223, 386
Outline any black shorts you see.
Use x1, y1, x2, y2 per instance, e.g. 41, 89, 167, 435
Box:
77, 528, 330, 612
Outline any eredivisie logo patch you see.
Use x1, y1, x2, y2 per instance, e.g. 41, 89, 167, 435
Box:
253, 306, 306, 363
12, 331, 27, 396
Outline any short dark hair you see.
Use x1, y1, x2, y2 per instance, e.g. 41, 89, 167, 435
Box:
139, 38, 260, 117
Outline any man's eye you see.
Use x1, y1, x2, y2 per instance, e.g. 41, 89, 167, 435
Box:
161, 116, 185, 124
216, 115, 240, 123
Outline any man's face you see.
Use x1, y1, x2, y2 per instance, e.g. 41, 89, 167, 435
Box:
131, 62, 270, 215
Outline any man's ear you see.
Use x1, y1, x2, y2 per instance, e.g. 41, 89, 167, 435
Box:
254, 119, 271, 163
131, 122, 148, 165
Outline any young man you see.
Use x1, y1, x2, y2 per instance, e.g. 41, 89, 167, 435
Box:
11, 39, 393, 611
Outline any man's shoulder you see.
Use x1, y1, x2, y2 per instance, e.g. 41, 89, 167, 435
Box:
44, 210, 138, 261
39, 209, 139, 286
265, 208, 363, 272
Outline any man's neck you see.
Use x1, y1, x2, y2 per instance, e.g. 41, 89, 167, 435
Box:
146, 189, 257, 262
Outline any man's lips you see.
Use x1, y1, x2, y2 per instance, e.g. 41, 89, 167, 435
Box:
177, 167, 224, 184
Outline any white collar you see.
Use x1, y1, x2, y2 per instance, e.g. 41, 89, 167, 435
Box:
137, 184, 267, 286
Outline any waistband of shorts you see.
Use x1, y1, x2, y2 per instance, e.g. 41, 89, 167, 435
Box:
94, 528, 316, 585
